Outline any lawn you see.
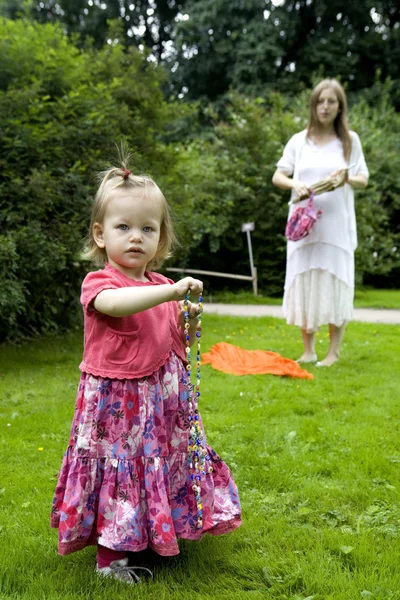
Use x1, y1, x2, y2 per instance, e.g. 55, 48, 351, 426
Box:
210, 288, 400, 310
0, 314, 399, 600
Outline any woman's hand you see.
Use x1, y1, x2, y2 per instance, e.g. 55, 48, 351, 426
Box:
291, 179, 311, 199
173, 276, 203, 300
330, 169, 368, 190
330, 169, 348, 187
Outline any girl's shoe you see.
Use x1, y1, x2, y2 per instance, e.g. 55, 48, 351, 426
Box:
96, 558, 153, 584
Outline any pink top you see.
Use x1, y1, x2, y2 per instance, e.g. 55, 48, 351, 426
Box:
79, 264, 186, 379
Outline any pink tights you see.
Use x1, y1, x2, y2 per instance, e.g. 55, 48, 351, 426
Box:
97, 544, 126, 568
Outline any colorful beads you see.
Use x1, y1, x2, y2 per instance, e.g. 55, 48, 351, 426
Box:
184, 289, 211, 530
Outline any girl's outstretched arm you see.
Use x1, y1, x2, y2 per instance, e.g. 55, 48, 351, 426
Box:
93, 276, 203, 317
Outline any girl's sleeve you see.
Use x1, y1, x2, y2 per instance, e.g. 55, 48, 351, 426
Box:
80, 270, 119, 312
351, 132, 369, 179
276, 135, 296, 176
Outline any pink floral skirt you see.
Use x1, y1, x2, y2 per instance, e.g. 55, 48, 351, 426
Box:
50, 352, 241, 556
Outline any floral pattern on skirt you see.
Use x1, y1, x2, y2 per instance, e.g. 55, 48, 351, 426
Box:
51, 352, 241, 556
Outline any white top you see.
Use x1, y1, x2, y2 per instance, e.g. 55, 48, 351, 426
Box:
277, 130, 369, 257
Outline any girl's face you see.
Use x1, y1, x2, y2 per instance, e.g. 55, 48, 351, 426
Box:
316, 87, 340, 128
93, 189, 163, 280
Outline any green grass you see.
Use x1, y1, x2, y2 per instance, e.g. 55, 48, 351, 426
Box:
1, 315, 400, 599
210, 288, 400, 309
353, 288, 400, 310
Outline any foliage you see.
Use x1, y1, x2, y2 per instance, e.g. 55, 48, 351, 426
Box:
1, 316, 400, 598
1, 0, 189, 57
0, 18, 191, 341
171, 0, 400, 105
348, 81, 400, 286
3, 0, 399, 107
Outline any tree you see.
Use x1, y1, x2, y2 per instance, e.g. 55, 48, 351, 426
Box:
2, 0, 188, 58
3, 1, 399, 105
171, 0, 400, 104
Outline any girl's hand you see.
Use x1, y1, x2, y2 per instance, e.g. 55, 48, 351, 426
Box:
173, 277, 203, 300
292, 179, 311, 199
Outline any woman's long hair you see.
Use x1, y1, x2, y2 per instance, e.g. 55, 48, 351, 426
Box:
306, 78, 352, 162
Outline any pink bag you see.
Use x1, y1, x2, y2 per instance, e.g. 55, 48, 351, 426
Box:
285, 191, 322, 242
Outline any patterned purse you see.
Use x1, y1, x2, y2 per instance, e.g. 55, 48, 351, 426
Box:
285, 190, 322, 242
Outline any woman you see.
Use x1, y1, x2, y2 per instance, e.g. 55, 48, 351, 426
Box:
272, 79, 369, 366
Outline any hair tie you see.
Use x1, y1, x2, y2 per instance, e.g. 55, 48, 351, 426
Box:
122, 168, 130, 180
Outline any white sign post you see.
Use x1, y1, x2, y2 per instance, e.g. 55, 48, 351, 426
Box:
241, 222, 257, 295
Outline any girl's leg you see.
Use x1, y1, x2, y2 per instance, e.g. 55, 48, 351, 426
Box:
317, 323, 346, 367
97, 544, 126, 568
96, 544, 153, 583
296, 329, 317, 363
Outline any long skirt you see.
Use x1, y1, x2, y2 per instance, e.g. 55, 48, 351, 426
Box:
283, 243, 354, 333
50, 352, 241, 556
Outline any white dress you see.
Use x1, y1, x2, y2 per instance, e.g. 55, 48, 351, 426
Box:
277, 131, 369, 333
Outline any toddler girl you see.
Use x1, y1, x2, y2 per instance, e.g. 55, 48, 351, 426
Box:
50, 161, 242, 583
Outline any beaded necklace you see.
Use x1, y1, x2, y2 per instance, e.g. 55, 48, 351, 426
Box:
183, 290, 212, 530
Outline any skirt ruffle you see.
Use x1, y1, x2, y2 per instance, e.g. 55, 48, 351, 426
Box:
283, 268, 353, 332
50, 353, 241, 556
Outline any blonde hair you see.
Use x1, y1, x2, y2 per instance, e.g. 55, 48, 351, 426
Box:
307, 78, 352, 162
85, 163, 177, 270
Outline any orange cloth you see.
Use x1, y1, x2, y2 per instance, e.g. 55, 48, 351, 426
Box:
202, 342, 314, 380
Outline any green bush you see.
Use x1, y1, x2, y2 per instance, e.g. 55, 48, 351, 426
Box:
0, 18, 189, 341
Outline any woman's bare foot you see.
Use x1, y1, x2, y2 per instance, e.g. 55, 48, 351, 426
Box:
316, 353, 339, 367
296, 353, 317, 363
